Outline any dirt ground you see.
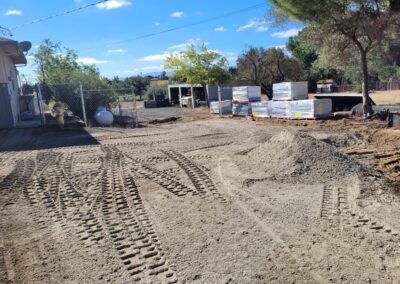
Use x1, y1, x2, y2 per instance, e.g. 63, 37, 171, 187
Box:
0, 111, 400, 283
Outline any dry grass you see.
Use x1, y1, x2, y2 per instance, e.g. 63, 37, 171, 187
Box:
371, 90, 400, 105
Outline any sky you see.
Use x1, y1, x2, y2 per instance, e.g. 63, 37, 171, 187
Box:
1, 0, 302, 82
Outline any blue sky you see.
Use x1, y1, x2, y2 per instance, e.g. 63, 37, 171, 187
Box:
1, 0, 302, 81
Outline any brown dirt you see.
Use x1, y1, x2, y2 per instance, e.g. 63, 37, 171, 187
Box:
1, 116, 400, 283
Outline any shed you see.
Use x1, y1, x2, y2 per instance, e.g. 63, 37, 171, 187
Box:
317, 80, 338, 94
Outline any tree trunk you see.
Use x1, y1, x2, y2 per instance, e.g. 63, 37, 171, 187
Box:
360, 50, 373, 117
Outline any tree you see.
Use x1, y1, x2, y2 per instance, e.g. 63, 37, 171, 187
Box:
270, 0, 400, 116
237, 47, 304, 99
32, 39, 116, 119
165, 43, 231, 104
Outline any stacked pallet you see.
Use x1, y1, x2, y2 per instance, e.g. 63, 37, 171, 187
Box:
210, 100, 232, 114
251, 82, 332, 120
232, 86, 261, 116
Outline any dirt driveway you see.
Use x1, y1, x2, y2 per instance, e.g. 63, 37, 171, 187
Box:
0, 118, 399, 283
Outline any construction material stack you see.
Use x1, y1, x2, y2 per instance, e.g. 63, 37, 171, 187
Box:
251, 82, 332, 119
232, 86, 261, 116
210, 100, 232, 114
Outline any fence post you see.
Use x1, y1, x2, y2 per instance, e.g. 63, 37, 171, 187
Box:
132, 88, 139, 128
218, 86, 222, 118
79, 82, 88, 127
37, 83, 46, 127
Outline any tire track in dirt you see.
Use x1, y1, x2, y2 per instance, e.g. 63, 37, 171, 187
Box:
216, 156, 327, 283
319, 186, 399, 236
101, 146, 178, 283
163, 150, 226, 202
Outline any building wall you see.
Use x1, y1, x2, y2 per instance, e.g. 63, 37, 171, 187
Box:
0, 48, 20, 128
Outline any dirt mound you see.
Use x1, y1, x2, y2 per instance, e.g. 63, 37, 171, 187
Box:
236, 130, 372, 184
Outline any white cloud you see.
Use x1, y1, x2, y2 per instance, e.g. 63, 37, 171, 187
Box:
271, 28, 301, 38
141, 65, 164, 71
171, 11, 184, 18
215, 27, 227, 32
167, 38, 205, 51
274, 45, 287, 49
5, 9, 23, 16
154, 21, 161, 26
96, 0, 131, 10
236, 18, 268, 32
124, 69, 140, 73
26, 55, 35, 61
107, 49, 126, 54
138, 53, 170, 62
256, 26, 268, 32
76, 57, 108, 64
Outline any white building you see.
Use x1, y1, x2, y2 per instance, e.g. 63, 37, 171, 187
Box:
0, 37, 31, 128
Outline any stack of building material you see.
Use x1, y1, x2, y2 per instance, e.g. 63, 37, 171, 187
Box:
268, 81, 332, 119
233, 86, 262, 103
269, 101, 291, 118
273, 82, 308, 101
232, 103, 251, 116
251, 101, 270, 118
289, 99, 332, 119
210, 100, 232, 114
232, 86, 261, 116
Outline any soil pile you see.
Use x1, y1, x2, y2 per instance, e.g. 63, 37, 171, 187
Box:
236, 130, 372, 184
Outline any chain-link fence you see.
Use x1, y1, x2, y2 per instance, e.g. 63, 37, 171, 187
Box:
33, 82, 139, 128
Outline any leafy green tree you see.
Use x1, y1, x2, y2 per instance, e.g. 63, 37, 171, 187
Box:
33, 39, 116, 119
237, 47, 304, 99
379, 65, 400, 81
270, 0, 400, 116
165, 43, 231, 104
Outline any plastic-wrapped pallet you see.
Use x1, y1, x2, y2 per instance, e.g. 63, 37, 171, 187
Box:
273, 82, 308, 101
289, 99, 332, 119
210, 100, 232, 114
269, 101, 291, 118
232, 103, 251, 116
251, 101, 269, 118
233, 86, 261, 103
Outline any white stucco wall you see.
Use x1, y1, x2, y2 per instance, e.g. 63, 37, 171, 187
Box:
0, 48, 20, 127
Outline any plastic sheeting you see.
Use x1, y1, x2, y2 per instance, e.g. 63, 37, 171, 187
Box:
210, 100, 232, 114
273, 82, 308, 101
251, 101, 269, 118
289, 99, 332, 119
233, 86, 261, 103
232, 103, 251, 116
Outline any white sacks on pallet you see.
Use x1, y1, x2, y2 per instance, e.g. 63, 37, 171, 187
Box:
233, 86, 261, 103
232, 103, 251, 116
210, 100, 232, 114
273, 82, 308, 101
251, 101, 270, 118
289, 99, 332, 119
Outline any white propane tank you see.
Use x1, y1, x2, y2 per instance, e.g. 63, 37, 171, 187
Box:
95, 109, 114, 126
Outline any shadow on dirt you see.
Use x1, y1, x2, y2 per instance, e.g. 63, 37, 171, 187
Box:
0, 127, 99, 152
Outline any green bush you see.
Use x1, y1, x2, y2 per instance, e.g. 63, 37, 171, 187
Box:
145, 87, 168, 101
379, 65, 400, 82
